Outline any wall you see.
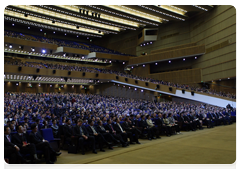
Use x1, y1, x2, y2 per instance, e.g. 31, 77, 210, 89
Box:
208, 79, 236, 93
132, 5, 236, 94
94, 29, 140, 56
136, 21, 191, 56
95, 83, 155, 101
190, 5, 236, 82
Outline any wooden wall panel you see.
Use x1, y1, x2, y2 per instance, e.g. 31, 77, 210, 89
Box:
148, 68, 202, 85
129, 45, 205, 65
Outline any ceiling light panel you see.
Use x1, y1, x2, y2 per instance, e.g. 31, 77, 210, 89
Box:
158, 5, 187, 16
151, 5, 186, 21
56, 5, 139, 28
10, 5, 119, 32
103, 5, 162, 24
4, 9, 103, 35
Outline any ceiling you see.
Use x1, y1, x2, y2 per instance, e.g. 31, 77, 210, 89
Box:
4, 5, 214, 38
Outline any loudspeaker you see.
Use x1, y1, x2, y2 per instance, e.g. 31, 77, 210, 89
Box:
182, 89, 185, 94
95, 73, 98, 77
116, 76, 119, 80
52, 20, 55, 24
33, 75, 37, 80
135, 80, 138, 84
82, 72, 85, 76
36, 68, 40, 73
64, 77, 68, 82
98, 31, 101, 33
191, 91, 194, 96
53, 70, 56, 74
156, 85, 160, 89
125, 78, 128, 82
68, 71, 71, 75
24, 14, 28, 17
18, 67, 22, 71
76, 26, 79, 29
145, 82, 148, 86
169, 87, 172, 92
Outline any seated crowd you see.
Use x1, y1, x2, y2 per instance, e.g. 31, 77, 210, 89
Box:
4, 30, 135, 56
4, 92, 235, 164
4, 59, 236, 99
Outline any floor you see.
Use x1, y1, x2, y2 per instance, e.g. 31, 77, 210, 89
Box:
55, 123, 236, 164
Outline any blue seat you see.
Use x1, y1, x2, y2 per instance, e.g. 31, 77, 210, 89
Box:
41, 128, 60, 152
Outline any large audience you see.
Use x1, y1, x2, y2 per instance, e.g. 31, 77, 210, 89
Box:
4, 92, 235, 164
4, 30, 135, 56
5, 59, 236, 99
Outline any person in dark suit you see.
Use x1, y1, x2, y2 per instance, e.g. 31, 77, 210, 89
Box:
122, 117, 141, 144
86, 119, 113, 152
105, 119, 128, 147
159, 113, 171, 137
139, 115, 153, 140
73, 119, 97, 154
96, 120, 120, 144
183, 112, 195, 131
63, 119, 73, 144
28, 123, 61, 164
4, 126, 28, 164
114, 118, 135, 144
217, 111, 227, 125
12, 125, 40, 163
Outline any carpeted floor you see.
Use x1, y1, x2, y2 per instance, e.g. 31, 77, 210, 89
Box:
55, 123, 236, 164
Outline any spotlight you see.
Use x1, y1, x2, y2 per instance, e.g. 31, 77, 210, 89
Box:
195, 57, 197, 59
50, 85, 52, 87
141, 90, 143, 92
40, 29, 42, 31
140, 44, 142, 46
123, 62, 125, 64
31, 48, 35, 52
53, 31, 55, 34
131, 66, 133, 69
42, 49, 46, 54
28, 27, 30, 29
39, 84, 41, 86
150, 42, 152, 44
135, 88, 137, 91
12, 23, 14, 26
109, 61, 111, 63
169, 60, 171, 63
143, 44, 145, 46
183, 58, 185, 61
155, 63, 158, 65
143, 65, 145, 67
82, 56, 84, 59
65, 33, 67, 35
9, 45, 12, 48
16, 83, 18, 86
228, 77, 230, 79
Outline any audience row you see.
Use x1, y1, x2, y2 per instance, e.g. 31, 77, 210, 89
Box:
4, 30, 135, 56
4, 59, 236, 99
